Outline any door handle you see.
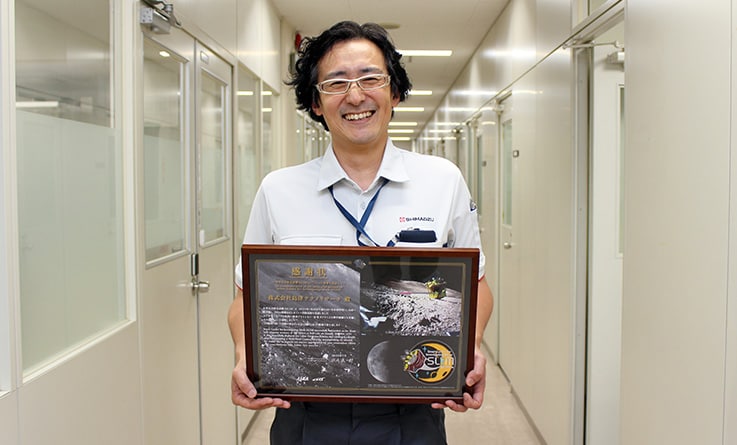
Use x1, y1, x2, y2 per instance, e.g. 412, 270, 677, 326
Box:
191, 278, 210, 293
503, 242, 513, 250
189, 253, 209, 293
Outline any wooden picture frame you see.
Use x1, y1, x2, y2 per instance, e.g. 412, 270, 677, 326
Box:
241, 244, 479, 403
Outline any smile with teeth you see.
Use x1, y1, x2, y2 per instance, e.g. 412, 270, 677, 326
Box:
344, 111, 374, 121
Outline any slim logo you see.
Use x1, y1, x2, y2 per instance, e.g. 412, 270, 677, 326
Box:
403, 341, 455, 384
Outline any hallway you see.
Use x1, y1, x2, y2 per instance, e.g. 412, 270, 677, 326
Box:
242, 351, 542, 444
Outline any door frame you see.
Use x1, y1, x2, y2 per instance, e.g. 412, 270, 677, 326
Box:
496, 90, 519, 379
570, 4, 624, 443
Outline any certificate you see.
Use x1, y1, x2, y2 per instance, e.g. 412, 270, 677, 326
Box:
241, 245, 479, 403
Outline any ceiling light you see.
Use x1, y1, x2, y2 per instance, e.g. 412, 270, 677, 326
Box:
389, 122, 418, 126
429, 129, 453, 134
388, 129, 415, 134
159, 50, 170, 58
394, 107, 424, 112
399, 50, 453, 57
452, 89, 498, 96
408, 90, 432, 96
237, 91, 254, 96
392, 136, 412, 141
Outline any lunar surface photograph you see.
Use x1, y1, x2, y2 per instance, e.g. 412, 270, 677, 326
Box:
359, 278, 463, 337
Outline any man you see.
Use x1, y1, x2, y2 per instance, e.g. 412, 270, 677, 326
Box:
228, 21, 494, 444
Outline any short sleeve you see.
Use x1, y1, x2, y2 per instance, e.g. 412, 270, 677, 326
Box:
447, 172, 486, 279
234, 185, 274, 289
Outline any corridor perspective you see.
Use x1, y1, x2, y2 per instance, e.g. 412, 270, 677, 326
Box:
2, 0, 737, 445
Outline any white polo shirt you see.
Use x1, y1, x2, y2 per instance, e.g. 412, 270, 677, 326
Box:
235, 140, 485, 288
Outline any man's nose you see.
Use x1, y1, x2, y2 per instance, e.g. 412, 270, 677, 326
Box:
345, 82, 365, 102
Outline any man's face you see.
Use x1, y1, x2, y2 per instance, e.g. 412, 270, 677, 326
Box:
312, 39, 400, 151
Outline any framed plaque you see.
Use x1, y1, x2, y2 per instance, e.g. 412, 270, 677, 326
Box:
241, 244, 479, 403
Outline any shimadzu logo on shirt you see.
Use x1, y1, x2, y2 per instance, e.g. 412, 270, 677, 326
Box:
399, 216, 435, 223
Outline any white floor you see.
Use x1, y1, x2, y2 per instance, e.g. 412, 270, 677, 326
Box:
242, 358, 542, 444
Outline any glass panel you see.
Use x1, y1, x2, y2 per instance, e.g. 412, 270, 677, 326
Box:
199, 71, 227, 244
15, 1, 111, 126
589, 0, 609, 12
234, 67, 259, 258
143, 38, 187, 262
15, 0, 124, 373
261, 84, 275, 176
502, 119, 513, 226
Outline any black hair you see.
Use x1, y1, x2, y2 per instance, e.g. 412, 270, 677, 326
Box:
286, 21, 413, 131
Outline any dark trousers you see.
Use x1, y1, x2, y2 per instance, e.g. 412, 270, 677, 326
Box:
270, 402, 447, 445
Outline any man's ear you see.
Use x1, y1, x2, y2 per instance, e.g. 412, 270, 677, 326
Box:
312, 100, 323, 117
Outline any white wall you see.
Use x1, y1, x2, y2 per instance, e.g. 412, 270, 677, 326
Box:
172, 0, 282, 92
19, 327, 143, 445
439, 1, 737, 443
176, 0, 237, 55
428, 1, 578, 444
501, 48, 576, 445
621, 0, 734, 443
236, 0, 283, 92
0, 393, 19, 444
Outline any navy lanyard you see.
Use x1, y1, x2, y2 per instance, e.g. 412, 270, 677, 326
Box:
328, 178, 393, 247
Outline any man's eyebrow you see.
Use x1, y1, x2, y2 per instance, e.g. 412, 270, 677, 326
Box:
323, 66, 384, 79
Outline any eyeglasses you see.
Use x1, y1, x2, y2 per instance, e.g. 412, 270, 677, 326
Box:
315, 74, 391, 95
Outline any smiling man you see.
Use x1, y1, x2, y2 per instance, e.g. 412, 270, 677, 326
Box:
228, 21, 494, 445
311, 38, 399, 190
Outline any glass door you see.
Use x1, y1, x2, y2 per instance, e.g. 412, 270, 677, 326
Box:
140, 26, 236, 445
193, 40, 236, 445
141, 28, 200, 445
497, 93, 521, 379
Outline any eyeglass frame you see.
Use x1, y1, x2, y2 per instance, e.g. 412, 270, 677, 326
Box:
315, 73, 392, 95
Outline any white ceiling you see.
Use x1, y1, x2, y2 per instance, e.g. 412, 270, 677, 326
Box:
271, 0, 509, 137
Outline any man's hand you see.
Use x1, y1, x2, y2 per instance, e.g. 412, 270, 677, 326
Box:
231, 359, 291, 410
431, 347, 486, 412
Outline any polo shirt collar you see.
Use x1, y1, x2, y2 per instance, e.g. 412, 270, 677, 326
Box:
316, 139, 410, 191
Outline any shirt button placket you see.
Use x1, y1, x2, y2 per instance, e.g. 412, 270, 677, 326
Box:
358, 197, 368, 219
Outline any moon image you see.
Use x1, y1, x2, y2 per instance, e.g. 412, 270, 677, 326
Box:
366, 340, 403, 383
